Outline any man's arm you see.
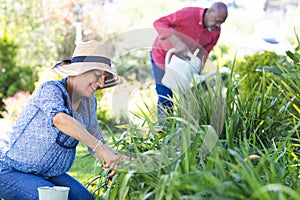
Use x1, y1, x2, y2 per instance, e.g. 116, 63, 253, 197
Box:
166, 34, 190, 55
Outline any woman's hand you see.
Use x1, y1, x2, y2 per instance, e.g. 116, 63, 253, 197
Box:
93, 144, 130, 175
107, 153, 131, 177
93, 144, 118, 168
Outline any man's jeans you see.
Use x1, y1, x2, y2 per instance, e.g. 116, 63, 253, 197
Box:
0, 171, 94, 200
150, 52, 174, 117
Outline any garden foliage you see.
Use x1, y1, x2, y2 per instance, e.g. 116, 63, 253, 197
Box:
86, 36, 300, 200
0, 36, 37, 116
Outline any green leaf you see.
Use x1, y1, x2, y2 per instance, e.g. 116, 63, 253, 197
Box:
256, 65, 283, 75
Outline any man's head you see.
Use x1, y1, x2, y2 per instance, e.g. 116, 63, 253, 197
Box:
204, 2, 228, 32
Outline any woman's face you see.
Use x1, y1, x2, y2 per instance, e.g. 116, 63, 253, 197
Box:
72, 69, 110, 98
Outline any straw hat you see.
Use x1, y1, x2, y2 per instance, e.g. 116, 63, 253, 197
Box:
52, 40, 122, 89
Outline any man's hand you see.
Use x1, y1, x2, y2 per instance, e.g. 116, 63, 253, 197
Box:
167, 34, 190, 57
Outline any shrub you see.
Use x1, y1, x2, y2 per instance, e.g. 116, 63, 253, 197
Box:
235, 51, 281, 96
0, 36, 38, 116
89, 46, 300, 199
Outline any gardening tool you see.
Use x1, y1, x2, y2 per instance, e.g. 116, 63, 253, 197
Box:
162, 48, 202, 91
162, 48, 231, 91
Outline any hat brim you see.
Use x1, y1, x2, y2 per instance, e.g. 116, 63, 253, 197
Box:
52, 62, 122, 89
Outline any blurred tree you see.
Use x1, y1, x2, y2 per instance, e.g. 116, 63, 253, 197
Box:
0, 36, 37, 116
0, 0, 128, 67
0, 0, 58, 67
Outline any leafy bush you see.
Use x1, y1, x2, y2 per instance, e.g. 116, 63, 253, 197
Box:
87, 45, 300, 199
257, 31, 300, 141
235, 51, 281, 96
0, 36, 38, 116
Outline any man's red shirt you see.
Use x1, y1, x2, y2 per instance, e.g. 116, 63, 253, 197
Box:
151, 7, 221, 70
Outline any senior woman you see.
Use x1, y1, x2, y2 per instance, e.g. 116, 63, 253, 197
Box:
0, 40, 128, 200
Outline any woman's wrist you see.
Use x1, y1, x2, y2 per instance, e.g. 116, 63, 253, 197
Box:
92, 140, 104, 153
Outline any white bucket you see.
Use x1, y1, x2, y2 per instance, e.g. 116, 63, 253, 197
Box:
38, 186, 69, 200
162, 48, 201, 91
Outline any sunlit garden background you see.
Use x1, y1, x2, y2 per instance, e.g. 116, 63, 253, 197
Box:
0, 0, 299, 199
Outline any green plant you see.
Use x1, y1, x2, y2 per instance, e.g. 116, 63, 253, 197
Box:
256, 50, 299, 135
90, 54, 300, 199
235, 51, 281, 96
0, 36, 38, 116
255, 31, 300, 172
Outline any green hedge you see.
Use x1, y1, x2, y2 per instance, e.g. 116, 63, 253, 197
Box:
0, 36, 38, 116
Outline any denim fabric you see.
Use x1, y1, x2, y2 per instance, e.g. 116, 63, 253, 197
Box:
0, 171, 94, 200
150, 52, 174, 112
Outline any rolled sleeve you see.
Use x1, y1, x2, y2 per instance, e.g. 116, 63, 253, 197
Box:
36, 81, 70, 126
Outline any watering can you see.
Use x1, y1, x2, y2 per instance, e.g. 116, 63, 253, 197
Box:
162, 48, 231, 91
162, 48, 202, 91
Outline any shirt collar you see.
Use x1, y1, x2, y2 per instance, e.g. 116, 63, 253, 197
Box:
198, 8, 207, 28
